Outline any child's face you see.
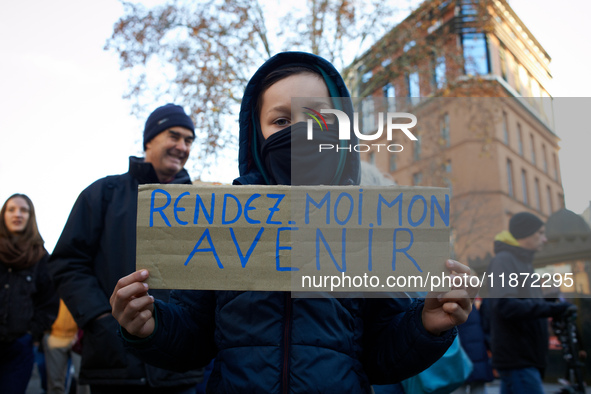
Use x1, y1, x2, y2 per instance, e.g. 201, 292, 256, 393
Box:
259, 73, 332, 139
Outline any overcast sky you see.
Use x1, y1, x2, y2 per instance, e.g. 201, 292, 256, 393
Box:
0, 0, 589, 253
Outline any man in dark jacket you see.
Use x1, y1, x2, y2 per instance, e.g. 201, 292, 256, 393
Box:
110, 52, 477, 393
48, 104, 203, 393
487, 211, 571, 394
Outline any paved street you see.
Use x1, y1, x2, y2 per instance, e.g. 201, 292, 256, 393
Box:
26, 363, 589, 394
485, 379, 589, 394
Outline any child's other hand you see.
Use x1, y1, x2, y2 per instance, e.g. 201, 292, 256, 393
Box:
421, 260, 478, 336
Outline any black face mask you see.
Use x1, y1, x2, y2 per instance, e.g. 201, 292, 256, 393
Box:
260, 122, 343, 185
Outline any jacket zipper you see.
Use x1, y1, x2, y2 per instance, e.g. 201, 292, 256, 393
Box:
282, 293, 292, 394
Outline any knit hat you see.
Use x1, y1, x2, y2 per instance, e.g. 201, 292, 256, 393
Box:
509, 212, 544, 239
143, 104, 195, 150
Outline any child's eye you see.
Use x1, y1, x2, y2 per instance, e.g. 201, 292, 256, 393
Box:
274, 118, 290, 127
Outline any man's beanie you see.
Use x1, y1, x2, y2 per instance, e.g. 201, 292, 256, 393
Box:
509, 212, 544, 239
143, 104, 195, 149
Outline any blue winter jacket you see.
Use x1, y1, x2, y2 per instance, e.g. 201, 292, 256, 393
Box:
124, 52, 455, 393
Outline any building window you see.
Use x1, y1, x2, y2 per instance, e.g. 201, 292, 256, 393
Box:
530, 134, 536, 165
444, 160, 452, 173
546, 185, 553, 214
440, 113, 450, 147
531, 78, 543, 112
383, 83, 396, 112
552, 153, 559, 181
534, 178, 541, 212
443, 160, 453, 194
513, 60, 521, 93
558, 193, 564, 209
361, 97, 375, 134
542, 144, 548, 174
414, 132, 422, 161
462, 33, 490, 75
499, 45, 508, 82
519, 65, 530, 96
521, 169, 529, 206
502, 112, 509, 145
459, 0, 478, 22
517, 124, 523, 156
432, 56, 446, 90
507, 159, 514, 197
389, 154, 397, 171
413, 172, 423, 186
406, 71, 420, 105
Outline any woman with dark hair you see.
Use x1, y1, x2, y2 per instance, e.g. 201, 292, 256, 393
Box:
0, 193, 59, 394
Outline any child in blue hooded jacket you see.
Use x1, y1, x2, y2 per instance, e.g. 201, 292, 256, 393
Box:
110, 52, 476, 393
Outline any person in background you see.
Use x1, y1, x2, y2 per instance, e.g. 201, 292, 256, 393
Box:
43, 299, 90, 394
487, 212, 572, 394
452, 299, 494, 394
48, 104, 204, 393
0, 193, 59, 394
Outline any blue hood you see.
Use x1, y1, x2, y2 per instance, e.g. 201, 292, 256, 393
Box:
232, 51, 360, 186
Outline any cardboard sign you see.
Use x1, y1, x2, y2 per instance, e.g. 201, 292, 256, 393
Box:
136, 184, 451, 293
